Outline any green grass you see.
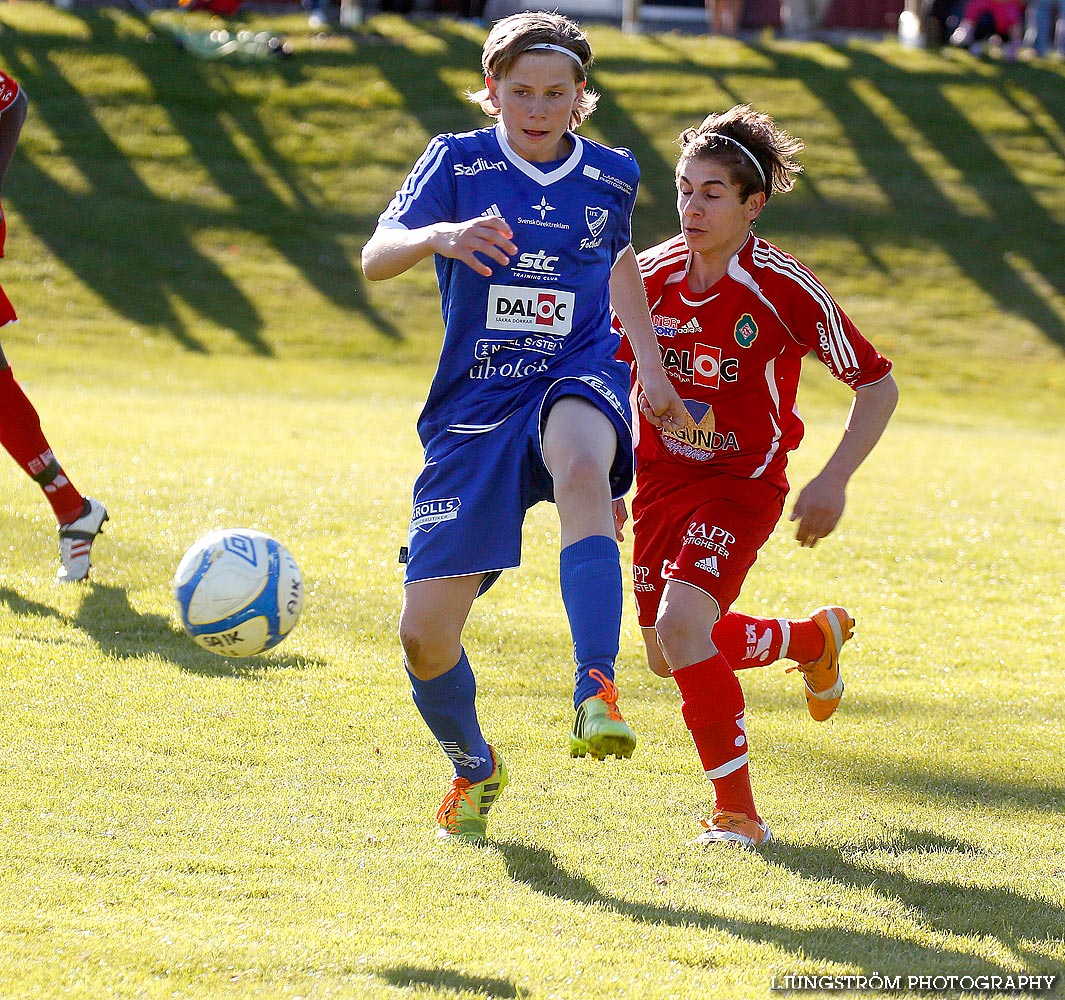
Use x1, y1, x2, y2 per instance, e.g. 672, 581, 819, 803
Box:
0, 5, 1064, 999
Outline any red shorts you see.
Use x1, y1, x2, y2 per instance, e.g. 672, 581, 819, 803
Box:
630, 469, 785, 628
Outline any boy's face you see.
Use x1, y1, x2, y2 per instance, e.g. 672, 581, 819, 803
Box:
675, 155, 765, 256
486, 51, 583, 163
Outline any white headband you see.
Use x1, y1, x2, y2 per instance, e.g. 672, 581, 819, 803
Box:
706, 132, 767, 189
524, 43, 585, 68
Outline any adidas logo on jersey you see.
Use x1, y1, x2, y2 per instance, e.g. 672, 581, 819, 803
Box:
678, 317, 703, 335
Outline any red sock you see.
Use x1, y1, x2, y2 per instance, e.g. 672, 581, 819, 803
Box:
0, 366, 85, 524
714, 611, 826, 668
783, 617, 827, 664
672, 652, 758, 819
713, 613, 784, 669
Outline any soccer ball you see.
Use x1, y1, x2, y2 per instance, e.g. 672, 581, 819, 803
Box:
174, 528, 304, 656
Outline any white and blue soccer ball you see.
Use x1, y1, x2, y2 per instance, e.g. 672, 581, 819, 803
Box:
174, 528, 303, 657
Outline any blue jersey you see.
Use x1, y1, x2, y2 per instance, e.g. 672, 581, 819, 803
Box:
378, 123, 640, 447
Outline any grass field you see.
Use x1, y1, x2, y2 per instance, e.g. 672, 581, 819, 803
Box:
0, 5, 1063, 999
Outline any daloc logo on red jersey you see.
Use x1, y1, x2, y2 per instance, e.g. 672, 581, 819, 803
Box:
693, 344, 739, 388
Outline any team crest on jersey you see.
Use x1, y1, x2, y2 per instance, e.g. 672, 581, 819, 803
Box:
585, 207, 609, 239
735, 314, 758, 347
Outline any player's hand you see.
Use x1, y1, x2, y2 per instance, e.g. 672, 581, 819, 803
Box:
789, 473, 847, 548
637, 366, 688, 433
612, 498, 628, 542
431, 216, 516, 276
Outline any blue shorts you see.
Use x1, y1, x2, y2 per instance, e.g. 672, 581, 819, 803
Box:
403, 369, 633, 594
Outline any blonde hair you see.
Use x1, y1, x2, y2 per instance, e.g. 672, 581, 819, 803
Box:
678, 104, 804, 203
467, 11, 599, 130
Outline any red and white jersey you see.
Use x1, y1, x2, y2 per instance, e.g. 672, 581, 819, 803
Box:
620, 232, 892, 492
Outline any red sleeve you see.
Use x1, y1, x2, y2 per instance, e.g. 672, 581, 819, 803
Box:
776, 255, 893, 390
805, 302, 893, 390
0, 71, 20, 113
0, 71, 22, 257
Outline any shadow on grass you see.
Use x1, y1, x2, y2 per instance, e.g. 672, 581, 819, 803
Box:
765, 828, 1065, 974
2, 28, 259, 354
857, 752, 1064, 817
594, 37, 1065, 354
0, 586, 66, 621
0, 584, 321, 675
5, 15, 1063, 357
377, 964, 519, 998
496, 836, 1058, 978
78, 583, 323, 674
2, 8, 402, 353
778, 699, 1065, 816
759, 45, 1065, 351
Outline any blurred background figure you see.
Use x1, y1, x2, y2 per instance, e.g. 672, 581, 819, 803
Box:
1024, 0, 1065, 55
779, 0, 833, 37
917, 0, 966, 46
949, 0, 1024, 55
303, 0, 330, 29
706, 0, 745, 34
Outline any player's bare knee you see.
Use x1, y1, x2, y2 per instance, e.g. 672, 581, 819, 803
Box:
399, 619, 458, 679
399, 620, 433, 676
654, 605, 713, 665
552, 452, 610, 507
554, 451, 601, 488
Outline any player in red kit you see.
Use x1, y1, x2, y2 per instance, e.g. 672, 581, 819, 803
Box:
0, 69, 108, 582
617, 105, 898, 848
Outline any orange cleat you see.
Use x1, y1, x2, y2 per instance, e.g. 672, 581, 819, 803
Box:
692, 810, 772, 849
786, 606, 853, 721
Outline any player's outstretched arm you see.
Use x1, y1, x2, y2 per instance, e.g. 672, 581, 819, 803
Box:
361, 216, 516, 281
790, 373, 899, 547
610, 247, 688, 432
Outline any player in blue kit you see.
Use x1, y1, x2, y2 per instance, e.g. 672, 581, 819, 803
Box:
362, 11, 687, 843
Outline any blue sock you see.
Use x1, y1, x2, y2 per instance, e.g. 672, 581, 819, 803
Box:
409, 650, 495, 783
560, 534, 622, 709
